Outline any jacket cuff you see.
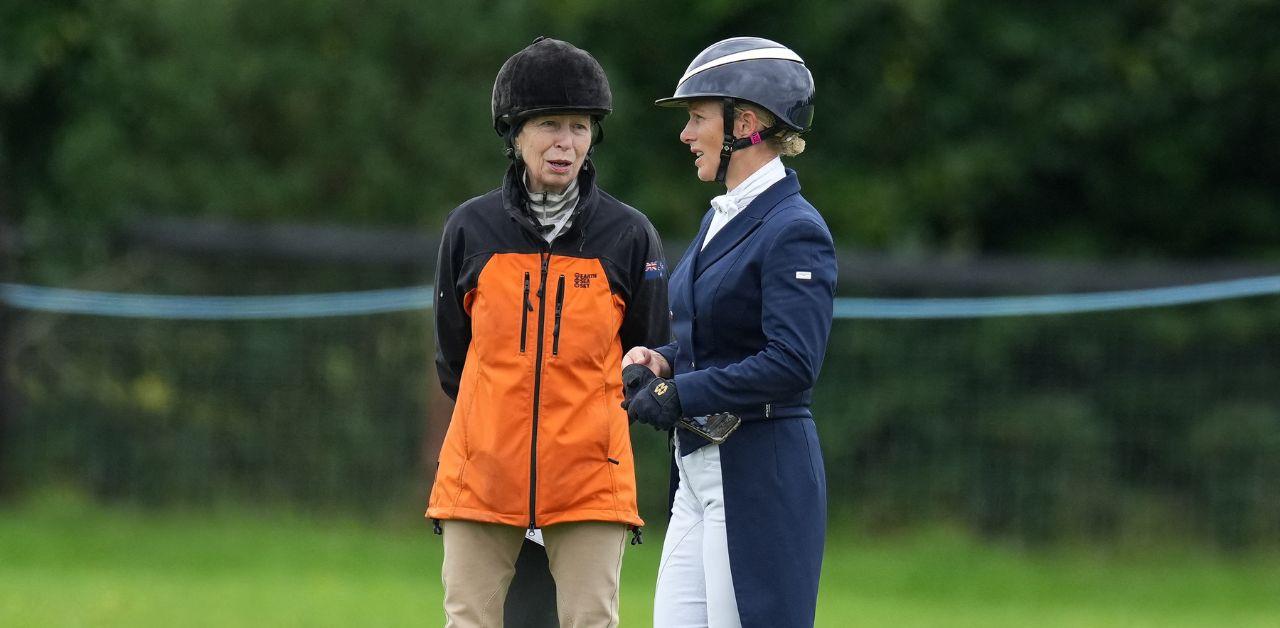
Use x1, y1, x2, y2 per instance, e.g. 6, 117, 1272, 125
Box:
654, 343, 677, 375
671, 370, 713, 417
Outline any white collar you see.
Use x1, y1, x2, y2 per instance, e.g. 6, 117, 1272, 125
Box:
710, 157, 786, 218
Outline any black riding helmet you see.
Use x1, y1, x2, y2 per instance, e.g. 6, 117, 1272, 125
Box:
492, 36, 613, 158
656, 37, 814, 183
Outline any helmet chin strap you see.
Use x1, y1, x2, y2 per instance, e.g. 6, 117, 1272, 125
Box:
503, 122, 522, 160
715, 98, 784, 185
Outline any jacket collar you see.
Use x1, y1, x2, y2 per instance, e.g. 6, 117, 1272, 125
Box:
694, 170, 801, 277
502, 159, 599, 244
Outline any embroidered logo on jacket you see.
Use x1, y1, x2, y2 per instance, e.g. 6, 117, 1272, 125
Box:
574, 273, 597, 288
644, 261, 665, 280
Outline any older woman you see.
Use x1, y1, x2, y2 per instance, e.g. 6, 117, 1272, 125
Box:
623, 37, 837, 627
428, 37, 670, 627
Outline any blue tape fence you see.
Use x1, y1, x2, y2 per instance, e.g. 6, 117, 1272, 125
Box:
5, 275, 1280, 320
0, 284, 436, 320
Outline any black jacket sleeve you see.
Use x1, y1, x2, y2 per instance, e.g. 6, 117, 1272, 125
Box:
433, 214, 471, 401
619, 220, 672, 353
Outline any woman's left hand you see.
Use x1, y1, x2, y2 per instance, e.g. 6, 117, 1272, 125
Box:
625, 373, 682, 430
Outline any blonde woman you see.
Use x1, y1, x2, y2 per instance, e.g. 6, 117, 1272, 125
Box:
624, 37, 836, 627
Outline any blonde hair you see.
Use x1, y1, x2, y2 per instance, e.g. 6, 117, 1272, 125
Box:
734, 104, 807, 157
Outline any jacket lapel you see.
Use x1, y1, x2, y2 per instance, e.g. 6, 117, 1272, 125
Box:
694, 171, 801, 278
679, 209, 714, 317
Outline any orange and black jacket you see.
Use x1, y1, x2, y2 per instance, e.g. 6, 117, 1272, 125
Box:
427, 161, 670, 529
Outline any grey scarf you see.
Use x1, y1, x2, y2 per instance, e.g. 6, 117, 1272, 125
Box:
524, 174, 580, 243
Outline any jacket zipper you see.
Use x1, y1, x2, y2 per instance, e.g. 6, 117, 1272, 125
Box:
552, 274, 565, 356
529, 251, 551, 530
520, 272, 531, 353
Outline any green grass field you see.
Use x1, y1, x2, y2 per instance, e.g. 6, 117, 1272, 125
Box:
2, 495, 1279, 627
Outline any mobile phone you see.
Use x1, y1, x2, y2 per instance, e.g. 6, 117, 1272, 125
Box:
678, 412, 742, 444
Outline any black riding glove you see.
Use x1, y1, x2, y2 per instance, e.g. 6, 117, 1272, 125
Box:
621, 364, 656, 411
624, 369, 682, 431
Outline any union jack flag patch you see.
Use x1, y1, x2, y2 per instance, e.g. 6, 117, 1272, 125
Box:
644, 260, 666, 279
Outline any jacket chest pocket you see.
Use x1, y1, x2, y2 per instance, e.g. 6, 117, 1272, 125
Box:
552, 274, 565, 356
519, 271, 533, 353
547, 267, 617, 365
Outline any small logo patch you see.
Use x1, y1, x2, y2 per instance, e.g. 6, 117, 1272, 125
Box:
574, 272, 597, 288
796, 271, 812, 280
654, 382, 669, 396
644, 260, 666, 280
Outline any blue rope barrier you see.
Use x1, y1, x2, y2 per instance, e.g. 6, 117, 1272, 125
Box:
833, 275, 1280, 319
4, 275, 1280, 320
0, 283, 435, 319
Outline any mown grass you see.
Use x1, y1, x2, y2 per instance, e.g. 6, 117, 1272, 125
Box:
2, 494, 1278, 627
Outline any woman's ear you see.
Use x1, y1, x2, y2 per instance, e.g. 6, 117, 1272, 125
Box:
735, 108, 759, 138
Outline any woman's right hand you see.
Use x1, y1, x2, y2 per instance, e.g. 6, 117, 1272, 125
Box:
622, 346, 671, 378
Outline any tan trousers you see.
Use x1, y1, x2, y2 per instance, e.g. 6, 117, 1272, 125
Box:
441, 520, 628, 628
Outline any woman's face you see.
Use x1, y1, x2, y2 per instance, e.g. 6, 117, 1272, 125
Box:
680, 101, 727, 183
516, 113, 593, 193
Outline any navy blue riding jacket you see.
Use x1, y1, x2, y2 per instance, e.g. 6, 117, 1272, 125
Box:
655, 170, 837, 627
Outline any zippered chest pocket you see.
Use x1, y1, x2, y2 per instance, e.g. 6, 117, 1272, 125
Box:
544, 263, 620, 365
552, 274, 565, 355
520, 271, 533, 353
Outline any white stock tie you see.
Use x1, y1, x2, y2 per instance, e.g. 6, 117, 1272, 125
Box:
702, 195, 738, 250
710, 194, 737, 217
